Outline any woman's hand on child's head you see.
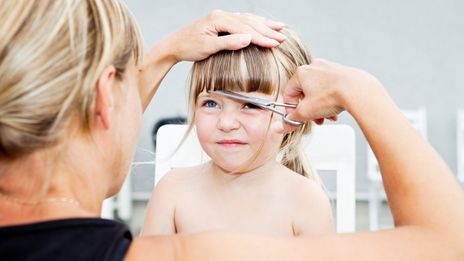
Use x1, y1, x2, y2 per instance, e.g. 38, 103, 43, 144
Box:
164, 10, 287, 63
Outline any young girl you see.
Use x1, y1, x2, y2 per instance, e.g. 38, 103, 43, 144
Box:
142, 28, 334, 237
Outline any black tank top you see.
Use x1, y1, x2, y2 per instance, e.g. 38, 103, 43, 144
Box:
0, 218, 132, 261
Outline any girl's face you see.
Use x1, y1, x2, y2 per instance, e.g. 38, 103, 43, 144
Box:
194, 90, 284, 173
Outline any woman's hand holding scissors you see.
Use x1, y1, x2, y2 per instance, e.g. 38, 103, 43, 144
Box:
282, 59, 383, 132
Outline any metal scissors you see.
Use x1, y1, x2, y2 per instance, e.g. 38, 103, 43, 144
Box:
210, 90, 306, 126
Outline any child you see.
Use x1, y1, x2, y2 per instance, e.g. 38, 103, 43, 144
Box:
142, 28, 334, 237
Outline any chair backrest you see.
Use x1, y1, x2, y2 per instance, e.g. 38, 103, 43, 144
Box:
458, 108, 464, 182
155, 124, 356, 232
367, 107, 428, 181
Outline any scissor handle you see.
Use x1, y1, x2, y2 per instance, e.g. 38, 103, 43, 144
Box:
282, 113, 306, 126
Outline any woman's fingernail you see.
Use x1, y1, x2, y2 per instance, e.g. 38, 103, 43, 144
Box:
278, 33, 287, 41
268, 39, 280, 46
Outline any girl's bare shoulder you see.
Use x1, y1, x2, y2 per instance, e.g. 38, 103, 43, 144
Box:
156, 163, 211, 191
275, 166, 328, 203
276, 167, 334, 234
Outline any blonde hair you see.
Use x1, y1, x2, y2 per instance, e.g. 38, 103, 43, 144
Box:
188, 28, 317, 180
0, 0, 143, 159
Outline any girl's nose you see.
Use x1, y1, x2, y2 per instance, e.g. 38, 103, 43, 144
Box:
217, 109, 241, 132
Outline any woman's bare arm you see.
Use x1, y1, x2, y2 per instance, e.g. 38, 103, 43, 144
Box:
283, 59, 464, 233
128, 228, 455, 261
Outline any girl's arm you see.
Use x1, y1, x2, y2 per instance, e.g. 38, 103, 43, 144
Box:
140, 172, 177, 235
292, 179, 335, 236
137, 10, 287, 110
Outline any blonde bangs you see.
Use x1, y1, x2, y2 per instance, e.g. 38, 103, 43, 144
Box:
191, 45, 283, 103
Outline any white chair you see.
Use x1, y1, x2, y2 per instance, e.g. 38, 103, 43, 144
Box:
367, 107, 428, 231
155, 124, 356, 232
457, 109, 464, 183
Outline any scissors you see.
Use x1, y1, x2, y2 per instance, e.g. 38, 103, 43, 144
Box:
210, 90, 306, 126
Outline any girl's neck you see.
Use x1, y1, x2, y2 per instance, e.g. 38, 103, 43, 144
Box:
209, 159, 285, 186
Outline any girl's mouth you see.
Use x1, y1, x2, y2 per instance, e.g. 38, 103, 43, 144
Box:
216, 139, 247, 147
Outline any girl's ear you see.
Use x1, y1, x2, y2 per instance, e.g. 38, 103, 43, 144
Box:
95, 65, 117, 129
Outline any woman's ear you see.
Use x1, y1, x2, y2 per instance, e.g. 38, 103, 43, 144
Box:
95, 65, 117, 129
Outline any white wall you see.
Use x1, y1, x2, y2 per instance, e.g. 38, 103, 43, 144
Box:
126, 0, 464, 194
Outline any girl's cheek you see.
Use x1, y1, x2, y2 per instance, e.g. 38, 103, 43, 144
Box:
271, 119, 284, 134
244, 115, 273, 140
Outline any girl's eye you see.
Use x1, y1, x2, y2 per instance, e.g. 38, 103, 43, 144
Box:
202, 99, 219, 108
243, 103, 261, 110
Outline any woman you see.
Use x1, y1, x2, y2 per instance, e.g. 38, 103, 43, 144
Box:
0, 1, 463, 260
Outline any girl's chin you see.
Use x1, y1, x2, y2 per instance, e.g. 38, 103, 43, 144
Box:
213, 162, 262, 174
